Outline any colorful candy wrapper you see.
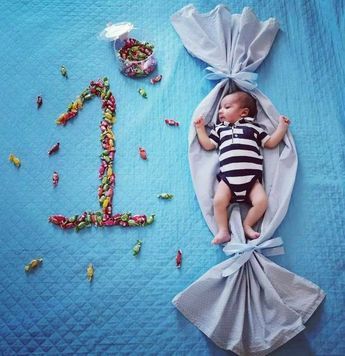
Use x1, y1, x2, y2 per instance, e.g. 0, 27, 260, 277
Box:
176, 249, 182, 268
60, 65, 68, 78
165, 119, 179, 126
139, 147, 147, 160
138, 88, 147, 98
132, 240, 143, 256
37, 95, 43, 109
52, 171, 59, 187
48, 142, 60, 155
150, 74, 162, 84
25, 258, 43, 272
158, 193, 173, 199
87, 263, 94, 282
8, 154, 21, 167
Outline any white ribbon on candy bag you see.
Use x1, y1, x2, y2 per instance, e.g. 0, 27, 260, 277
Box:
204, 66, 258, 91
221, 237, 284, 277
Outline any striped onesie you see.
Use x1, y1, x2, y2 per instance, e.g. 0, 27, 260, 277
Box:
209, 117, 270, 203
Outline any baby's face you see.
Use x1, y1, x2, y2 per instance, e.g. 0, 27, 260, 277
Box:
218, 94, 246, 123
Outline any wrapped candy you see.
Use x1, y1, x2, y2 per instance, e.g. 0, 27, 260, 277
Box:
145, 215, 155, 225
25, 258, 43, 272
37, 95, 43, 109
48, 142, 60, 155
176, 249, 182, 268
60, 65, 68, 78
52, 171, 59, 187
165, 119, 180, 126
132, 240, 143, 256
158, 193, 174, 199
150, 74, 162, 84
8, 154, 21, 167
139, 147, 147, 160
87, 263, 94, 282
138, 88, 147, 98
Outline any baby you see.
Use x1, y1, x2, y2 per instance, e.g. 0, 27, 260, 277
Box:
194, 91, 290, 244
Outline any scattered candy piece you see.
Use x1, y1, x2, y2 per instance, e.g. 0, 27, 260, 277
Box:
165, 119, 179, 126
37, 95, 43, 109
132, 240, 143, 256
52, 171, 59, 187
158, 193, 174, 199
176, 250, 182, 268
25, 258, 43, 272
138, 88, 147, 98
87, 263, 94, 282
60, 65, 68, 78
48, 142, 60, 155
150, 74, 162, 84
139, 147, 147, 160
8, 154, 21, 167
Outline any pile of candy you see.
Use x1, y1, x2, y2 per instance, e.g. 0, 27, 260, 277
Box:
49, 78, 154, 231
117, 38, 157, 77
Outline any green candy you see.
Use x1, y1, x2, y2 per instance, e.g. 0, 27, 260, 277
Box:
158, 193, 174, 200
146, 215, 155, 225
138, 88, 147, 98
76, 221, 87, 232
128, 219, 139, 226
120, 213, 130, 222
132, 240, 142, 256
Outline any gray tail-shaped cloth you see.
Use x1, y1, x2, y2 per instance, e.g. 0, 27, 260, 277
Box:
171, 5, 325, 355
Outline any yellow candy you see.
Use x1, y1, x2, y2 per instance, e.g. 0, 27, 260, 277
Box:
107, 167, 112, 177
102, 197, 110, 209
9, 154, 21, 167
104, 112, 113, 120
87, 263, 94, 282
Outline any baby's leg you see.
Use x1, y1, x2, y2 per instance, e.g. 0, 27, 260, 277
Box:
243, 181, 268, 240
212, 180, 232, 244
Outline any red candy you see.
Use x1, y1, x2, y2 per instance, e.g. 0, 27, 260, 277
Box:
52, 171, 59, 187
37, 96, 43, 109
48, 142, 60, 155
165, 119, 179, 126
139, 147, 147, 160
176, 249, 182, 268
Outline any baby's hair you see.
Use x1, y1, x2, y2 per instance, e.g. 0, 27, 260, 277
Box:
233, 91, 258, 117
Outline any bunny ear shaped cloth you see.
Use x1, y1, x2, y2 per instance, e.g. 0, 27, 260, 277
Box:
171, 5, 325, 355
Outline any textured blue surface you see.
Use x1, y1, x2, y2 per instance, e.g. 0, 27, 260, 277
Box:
0, 0, 344, 354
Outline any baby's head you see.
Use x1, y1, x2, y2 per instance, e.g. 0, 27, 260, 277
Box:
218, 91, 257, 123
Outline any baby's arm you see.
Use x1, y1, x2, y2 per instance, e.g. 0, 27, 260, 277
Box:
264, 116, 290, 149
194, 117, 217, 151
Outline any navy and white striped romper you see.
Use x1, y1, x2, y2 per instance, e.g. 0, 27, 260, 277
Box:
209, 117, 270, 203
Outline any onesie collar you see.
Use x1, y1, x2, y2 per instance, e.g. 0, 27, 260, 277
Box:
221, 116, 255, 127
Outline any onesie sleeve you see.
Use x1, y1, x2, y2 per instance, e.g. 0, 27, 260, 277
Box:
255, 126, 270, 148
208, 125, 220, 148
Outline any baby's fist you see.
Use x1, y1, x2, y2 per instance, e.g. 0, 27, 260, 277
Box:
194, 117, 205, 129
279, 115, 290, 127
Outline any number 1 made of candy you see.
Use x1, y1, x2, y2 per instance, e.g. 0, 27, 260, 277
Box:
49, 78, 154, 231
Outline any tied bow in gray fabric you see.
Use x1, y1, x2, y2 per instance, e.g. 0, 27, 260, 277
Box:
171, 4, 325, 355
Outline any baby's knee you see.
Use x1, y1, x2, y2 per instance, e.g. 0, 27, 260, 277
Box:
214, 195, 230, 208
253, 195, 268, 210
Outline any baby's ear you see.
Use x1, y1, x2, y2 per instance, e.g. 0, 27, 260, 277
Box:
242, 108, 250, 116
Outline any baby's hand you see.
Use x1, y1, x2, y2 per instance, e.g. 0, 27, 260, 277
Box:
278, 115, 290, 129
194, 117, 206, 129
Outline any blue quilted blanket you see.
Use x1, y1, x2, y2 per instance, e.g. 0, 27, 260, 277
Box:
0, 0, 344, 354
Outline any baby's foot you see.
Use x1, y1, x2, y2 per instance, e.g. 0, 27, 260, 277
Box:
244, 225, 260, 240
212, 231, 231, 244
